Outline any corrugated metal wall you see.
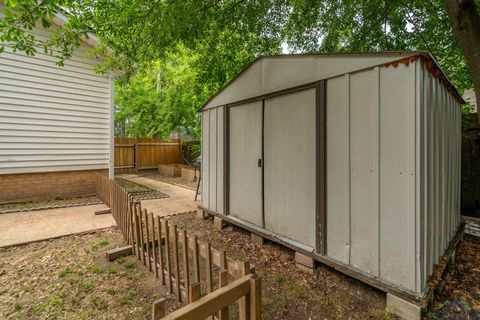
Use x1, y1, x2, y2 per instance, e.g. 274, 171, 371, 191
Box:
421, 61, 461, 293
0, 11, 110, 174
325, 61, 461, 293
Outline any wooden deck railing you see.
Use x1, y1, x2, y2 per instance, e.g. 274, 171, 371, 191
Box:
96, 176, 263, 320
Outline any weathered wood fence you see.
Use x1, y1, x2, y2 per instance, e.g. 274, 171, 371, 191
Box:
95, 173, 111, 207
96, 174, 262, 319
115, 137, 182, 174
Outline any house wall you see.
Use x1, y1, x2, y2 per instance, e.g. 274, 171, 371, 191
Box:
0, 169, 107, 203
0, 9, 110, 175
0, 8, 110, 201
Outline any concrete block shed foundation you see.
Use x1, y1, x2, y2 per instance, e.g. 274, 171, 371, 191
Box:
198, 51, 464, 317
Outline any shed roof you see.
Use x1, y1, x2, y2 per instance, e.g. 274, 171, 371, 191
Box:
200, 51, 464, 110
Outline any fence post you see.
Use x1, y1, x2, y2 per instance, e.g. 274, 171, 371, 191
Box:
218, 250, 229, 319
238, 261, 251, 320
134, 140, 139, 173
152, 298, 166, 320
189, 282, 201, 302
249, 274, 262, 320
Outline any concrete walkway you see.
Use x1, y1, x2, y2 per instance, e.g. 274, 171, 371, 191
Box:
0, 204, 116, 248
118, 174, 199, 216
0, 175, 198, 248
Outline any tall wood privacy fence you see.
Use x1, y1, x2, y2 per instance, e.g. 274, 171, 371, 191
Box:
115, 137, 182, 174
96, 174, 262, 319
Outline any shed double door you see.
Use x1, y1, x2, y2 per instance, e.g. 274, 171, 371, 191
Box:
228, 88, 317, 249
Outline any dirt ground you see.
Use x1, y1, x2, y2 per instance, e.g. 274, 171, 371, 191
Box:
0, 216, 393, 320
0, 229, 181, 320
0, 196, 100, 214
168, 212, 395, 320
429, 234, 480, 319
3, 211, 477, 319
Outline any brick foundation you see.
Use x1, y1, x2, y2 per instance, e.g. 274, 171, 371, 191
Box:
0, 169, 108, 204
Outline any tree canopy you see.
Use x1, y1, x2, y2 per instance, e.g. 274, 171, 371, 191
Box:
1, 0, 479, 137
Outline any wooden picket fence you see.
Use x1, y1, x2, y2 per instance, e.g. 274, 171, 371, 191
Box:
97, 174, 262, 320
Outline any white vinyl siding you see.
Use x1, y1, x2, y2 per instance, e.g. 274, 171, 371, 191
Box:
0, 12, 109, 174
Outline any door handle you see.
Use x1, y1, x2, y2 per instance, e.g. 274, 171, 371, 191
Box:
258, 159, 262, 167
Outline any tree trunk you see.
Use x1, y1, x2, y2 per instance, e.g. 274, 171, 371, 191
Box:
443, 0, 480, 120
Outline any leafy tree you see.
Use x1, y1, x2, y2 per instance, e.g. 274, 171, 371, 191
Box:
1, 0, 480, 123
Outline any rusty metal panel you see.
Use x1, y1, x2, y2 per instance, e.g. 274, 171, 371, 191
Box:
264, 88, 316, 248
326, 75, 351, 264
228, 101, 263, 226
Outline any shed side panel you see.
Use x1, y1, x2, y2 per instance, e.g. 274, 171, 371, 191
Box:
349, 69, 380, 276
425, 70, 435, 281
422, 61, 461, 290
326, 75, 351, 264
415, 60, 426, 293
379, 63, 416, 290
209, 108, 218, 211
201, 111, 210, 208
216, 106, 225, 214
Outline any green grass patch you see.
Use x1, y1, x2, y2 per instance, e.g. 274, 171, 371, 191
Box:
59, 267, 73, 278
90, 265, 102, 274
274, 273, 287, 284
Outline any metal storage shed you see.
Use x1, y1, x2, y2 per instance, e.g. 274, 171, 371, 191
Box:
199, 51, 463, 307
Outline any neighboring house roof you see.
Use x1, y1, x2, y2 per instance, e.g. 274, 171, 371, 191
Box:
200, 51, 465, 111
53, 10, 100, 48
0, 2, 100, 48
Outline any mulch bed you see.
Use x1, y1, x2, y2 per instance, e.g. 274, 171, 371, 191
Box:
428, 234, 480, 319
0, 196, 102, 215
